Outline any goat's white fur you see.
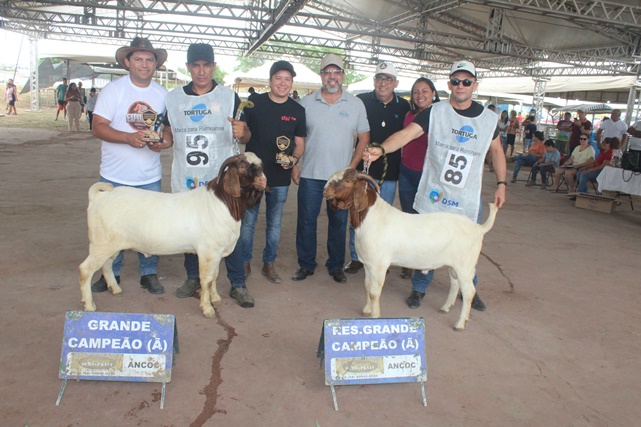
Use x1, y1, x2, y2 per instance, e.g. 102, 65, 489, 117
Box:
79, 153, 265, 318
325, 168, 498, 330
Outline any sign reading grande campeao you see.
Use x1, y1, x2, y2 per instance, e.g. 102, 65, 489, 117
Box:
59, 311, 175, 383
324, 318, 426, 386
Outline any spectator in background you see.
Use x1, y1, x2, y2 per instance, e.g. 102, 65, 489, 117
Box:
527, 139, 560, 189
554, 134, 595, 193
85, 88, 98, 131
64, 82, 82, 132
555, 112, 573, 155
78, 82, 86, 117
397, 76, 440, 280
596, 109, 627, 150
505, 110, 519, 157
247, 86, 259, 103
497, 110, 509, 153
573, 137, 618, 196
568, 109, 592, 155
626, 118, 641, 156
5, 79, 18, 115
54, 78, 68, 121
510, 130, 546, 183
522, 111, 537, 151
291, 90, 300, 102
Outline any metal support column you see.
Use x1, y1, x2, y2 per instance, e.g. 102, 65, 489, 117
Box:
532, 77, 550, 119
28, 35, 40, 112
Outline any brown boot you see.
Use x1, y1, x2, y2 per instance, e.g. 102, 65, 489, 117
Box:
244, 262, 251, 279
261, 263, 282, 284
400, 268, 413, 280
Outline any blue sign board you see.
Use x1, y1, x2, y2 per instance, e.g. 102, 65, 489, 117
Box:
59, 311, 175, 383
323, 318, 426, 386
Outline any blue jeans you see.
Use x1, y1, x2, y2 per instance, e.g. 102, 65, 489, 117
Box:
411, 204, 482, 293
99, 177, 161, 277
348, 180, 397, 261
183, 240, 246, 289
398, 164, 422, 214
241, 185, 289, 264
530, 164, 555, 185
577, 169, 601, 193
523, 138, 533, 151
512, 154, 538, 179
296, 177, 348, 273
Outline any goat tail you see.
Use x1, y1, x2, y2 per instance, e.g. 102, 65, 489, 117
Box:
479, 203, 499, 235
88, 182, 114, 202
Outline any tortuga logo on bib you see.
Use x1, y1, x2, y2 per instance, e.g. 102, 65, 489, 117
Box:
451, 125, 478, 143
184, 103, 212, 122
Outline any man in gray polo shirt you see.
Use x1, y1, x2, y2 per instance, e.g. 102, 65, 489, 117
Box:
292, 53, 370, 283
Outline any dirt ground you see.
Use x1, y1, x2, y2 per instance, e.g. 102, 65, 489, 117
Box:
1, 110, 641, 427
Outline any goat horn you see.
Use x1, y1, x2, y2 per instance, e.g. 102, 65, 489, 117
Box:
356, 173, 380, 194
217, 154, 243, 183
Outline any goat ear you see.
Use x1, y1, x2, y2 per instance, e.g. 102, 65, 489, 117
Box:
223, 167, 241, 197
353, 180, 368, 212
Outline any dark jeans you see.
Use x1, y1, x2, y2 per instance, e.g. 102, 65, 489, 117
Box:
398, 163, 422, 214
296, 177, 348, 273
531, 165, 555, 184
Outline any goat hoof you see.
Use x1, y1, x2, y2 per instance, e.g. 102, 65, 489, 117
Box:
210, 294, 221, 304
202, 306, 215, 318
110, 286, 123, 295
83, 302, 96, 312
439, 307, 450, 313
453, 322, 466, 331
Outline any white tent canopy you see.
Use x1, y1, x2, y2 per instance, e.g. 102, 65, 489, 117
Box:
229, 62, 321, 93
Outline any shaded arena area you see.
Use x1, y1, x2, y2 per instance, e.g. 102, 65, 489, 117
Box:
1, 113, 640, 426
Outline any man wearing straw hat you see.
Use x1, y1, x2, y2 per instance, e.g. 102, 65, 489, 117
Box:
90, 37, 171, 295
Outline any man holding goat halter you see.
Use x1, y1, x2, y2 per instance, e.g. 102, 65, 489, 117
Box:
364, 60, 507, 312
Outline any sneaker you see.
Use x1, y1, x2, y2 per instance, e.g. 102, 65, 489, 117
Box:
140, 274, 165, 294
510, 177, 517, 183
344, 260, 363, 274
91, 275, 120, 292
525, 182, 535, 187
230, 287, 254, 308
176, 277, 200, 298
261, 263, 282, 284
540, 183, 548, 190
406, 290, 425, 309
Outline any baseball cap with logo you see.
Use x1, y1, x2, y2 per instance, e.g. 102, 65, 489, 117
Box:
320, 53, 344, 71
450, 60, 476, 78
375, 62, 398, 78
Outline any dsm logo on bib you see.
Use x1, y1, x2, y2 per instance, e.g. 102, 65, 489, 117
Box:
452, 125, 477, 143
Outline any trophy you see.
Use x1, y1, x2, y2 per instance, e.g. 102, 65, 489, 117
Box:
275, 136, 294, 166
142, 110, 164, 143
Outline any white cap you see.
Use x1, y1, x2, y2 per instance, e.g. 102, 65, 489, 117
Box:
320, 53, 344, 71
375, 62, 398, 78
450, 60, 476, 77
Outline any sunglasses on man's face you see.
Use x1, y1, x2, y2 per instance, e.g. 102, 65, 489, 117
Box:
449, 78, 474, 87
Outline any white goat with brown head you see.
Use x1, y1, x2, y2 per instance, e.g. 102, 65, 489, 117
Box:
323, 168, 497, 330
79, 153, 267, 318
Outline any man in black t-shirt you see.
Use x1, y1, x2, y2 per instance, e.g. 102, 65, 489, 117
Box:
240, 61, 307, 284
344, 62, 410, 274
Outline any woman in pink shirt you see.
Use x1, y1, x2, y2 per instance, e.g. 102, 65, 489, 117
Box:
398, 77, 440, 279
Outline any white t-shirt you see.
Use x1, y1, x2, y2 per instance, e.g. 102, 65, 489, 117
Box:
629, 120, 641, 150
598, 118, 627, 143
93, 75, 168, 185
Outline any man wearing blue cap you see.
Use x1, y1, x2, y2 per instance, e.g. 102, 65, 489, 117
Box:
239, 60, 307, 284
164, 43, 254, 308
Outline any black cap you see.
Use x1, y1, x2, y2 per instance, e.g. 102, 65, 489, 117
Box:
187, 43, 214, 64
270, 60, 296, 78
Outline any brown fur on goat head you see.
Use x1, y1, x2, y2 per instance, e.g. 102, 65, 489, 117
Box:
208, 154, 266, 221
